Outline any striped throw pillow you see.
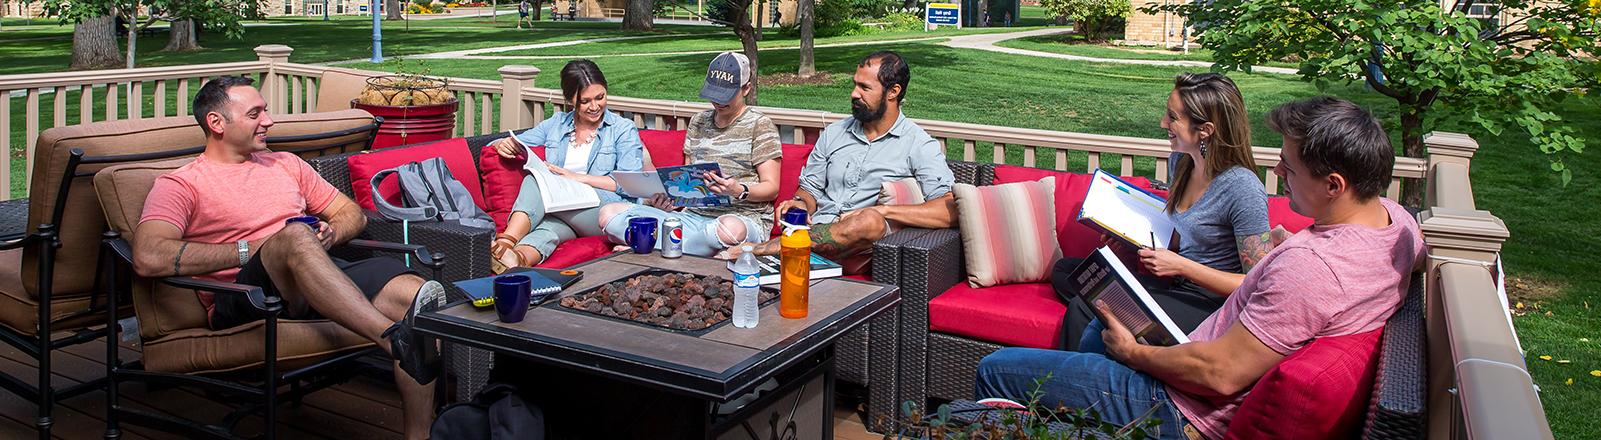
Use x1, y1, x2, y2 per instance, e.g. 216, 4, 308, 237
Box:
878, 177, 925, 206
953, 178, 1063, 288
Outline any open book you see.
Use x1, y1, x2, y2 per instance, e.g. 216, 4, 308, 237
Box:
1078, 169, 1179, 250
508, 132, 601, 213
1069, 246, 1189, 346
612, 163, 731, 208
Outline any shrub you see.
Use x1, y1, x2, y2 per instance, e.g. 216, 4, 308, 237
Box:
1039, 0, 1130, 42
879, 11, 922, 32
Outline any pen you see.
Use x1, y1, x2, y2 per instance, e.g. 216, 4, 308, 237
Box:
1150, 231, 1159, 250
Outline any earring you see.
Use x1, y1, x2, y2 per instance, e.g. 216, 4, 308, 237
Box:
1198, 140, 1208, 158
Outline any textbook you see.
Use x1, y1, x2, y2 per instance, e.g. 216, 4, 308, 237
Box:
736, 253, 844, 285
1068, 246, 1189, 346
507, 132, 602, 213
1077, 169, 1179, 250
611, 163, 732, 208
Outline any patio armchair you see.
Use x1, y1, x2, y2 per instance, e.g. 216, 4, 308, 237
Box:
93, 154, 446, 440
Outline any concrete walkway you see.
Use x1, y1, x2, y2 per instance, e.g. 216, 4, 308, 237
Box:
941, 27, 1298, 75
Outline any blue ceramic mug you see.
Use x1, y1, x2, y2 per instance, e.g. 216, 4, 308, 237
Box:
493, 275, 532, 323
625, 217, 659, 254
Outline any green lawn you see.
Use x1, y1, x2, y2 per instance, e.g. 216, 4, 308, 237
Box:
0, 17, 724, 75
494, 26, 1038, 56
996, 33, 1301, 68
2, 16, 1597, 439
1014, 5, 1059, 27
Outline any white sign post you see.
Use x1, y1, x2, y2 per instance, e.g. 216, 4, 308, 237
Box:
925, 2, 961, 31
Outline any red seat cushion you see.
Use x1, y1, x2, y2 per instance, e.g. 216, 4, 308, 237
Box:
1225, 327, 1383, 439
346, 138, 486, 212
639, 129, 686, 168
479, 144, 547, 232
535, 236, 614, 269
1268, 196, 1314, 233
992, 166, 1160, 259
770, 143, 817, 237
929, 282, 1065, 349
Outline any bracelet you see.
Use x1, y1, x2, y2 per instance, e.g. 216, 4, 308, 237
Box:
237, 240, 251, 268
173, 242, 189, 276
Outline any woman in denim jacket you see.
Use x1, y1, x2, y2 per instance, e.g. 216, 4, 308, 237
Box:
488, 59, 645, 271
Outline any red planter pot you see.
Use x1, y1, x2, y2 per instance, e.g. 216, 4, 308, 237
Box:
353, 100, 459, 149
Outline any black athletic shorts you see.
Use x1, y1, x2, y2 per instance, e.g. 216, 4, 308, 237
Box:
209, 254, 417, 330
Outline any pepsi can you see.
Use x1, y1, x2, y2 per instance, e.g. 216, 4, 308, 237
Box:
661, 217, 684, 258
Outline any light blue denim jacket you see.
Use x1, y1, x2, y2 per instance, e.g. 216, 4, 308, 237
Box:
512, 109, 645, 203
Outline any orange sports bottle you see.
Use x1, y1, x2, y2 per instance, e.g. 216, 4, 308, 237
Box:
779, 208, 811, 318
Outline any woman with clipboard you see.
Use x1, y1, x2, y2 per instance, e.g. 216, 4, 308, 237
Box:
1055, 73, 1284, 352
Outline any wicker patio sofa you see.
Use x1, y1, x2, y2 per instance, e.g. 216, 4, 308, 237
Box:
868, 159, 1428, 437
303, 131, 995, 431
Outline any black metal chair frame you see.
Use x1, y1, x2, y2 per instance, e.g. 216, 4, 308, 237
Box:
264, 117, 383, 157
0, 145, 204, 439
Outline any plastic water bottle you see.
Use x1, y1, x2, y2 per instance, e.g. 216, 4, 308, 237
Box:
731, 246, 760, 328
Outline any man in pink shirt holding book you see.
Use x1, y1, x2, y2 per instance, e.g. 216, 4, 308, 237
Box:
132, 77, 442, 439
975, 97, 1427, 439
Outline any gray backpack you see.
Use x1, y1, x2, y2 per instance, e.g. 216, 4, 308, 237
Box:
371, 157, 496, 229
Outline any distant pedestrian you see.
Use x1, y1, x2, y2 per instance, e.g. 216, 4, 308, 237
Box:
517, 0, 533, 28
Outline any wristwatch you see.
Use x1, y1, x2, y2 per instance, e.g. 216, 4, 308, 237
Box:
736, 183, 750, 201
237, 240, 250, 267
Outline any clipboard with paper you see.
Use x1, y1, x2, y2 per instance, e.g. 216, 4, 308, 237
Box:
1076, 169, 1179, 250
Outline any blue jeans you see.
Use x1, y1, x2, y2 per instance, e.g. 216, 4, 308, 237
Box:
974, 346, 1189, 440
601, 205, 765, 257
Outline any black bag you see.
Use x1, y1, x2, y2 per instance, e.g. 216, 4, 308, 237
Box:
429, 383, 545, 440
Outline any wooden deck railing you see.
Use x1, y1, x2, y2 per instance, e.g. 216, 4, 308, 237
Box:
1418, 134, 1549, 439
0, 43, 1550, 439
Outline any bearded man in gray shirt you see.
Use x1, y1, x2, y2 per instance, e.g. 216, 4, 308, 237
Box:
723, 51, 957, 273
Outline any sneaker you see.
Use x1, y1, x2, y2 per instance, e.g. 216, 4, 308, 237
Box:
385, 280, 447, 385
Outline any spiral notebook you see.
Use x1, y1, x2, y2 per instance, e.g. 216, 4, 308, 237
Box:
452, 268, 582, 308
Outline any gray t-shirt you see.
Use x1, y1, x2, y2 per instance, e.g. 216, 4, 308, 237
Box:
1167, 154, 1271, 274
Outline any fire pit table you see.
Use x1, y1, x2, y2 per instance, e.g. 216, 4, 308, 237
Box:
415, 252, 900, 439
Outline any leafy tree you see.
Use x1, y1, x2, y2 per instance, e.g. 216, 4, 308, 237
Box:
1040, 0, 1130, 41
1152, 0, 1601, 197
40, 0, 262, 69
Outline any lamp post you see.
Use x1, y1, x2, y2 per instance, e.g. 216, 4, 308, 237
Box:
324, 0, 330, 20
371, 0, 383, 62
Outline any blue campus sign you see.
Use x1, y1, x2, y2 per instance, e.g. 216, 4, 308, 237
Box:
926, 3, 960, 27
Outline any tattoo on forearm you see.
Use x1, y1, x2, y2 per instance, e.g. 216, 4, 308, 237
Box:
1238, 232, 1272, 271
173, 241, 189, 276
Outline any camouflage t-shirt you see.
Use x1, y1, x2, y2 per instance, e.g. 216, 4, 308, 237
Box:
684, 108, 783, 232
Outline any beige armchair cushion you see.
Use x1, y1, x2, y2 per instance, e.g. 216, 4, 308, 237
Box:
314, 68, 383, 113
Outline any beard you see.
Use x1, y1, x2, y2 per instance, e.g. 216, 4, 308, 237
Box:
851, 95, 887, 123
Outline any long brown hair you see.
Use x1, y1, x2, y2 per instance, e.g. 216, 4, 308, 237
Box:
1165, 73, 1257, 212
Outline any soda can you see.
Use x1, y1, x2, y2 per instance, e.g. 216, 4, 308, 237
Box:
661, 217, 684, 258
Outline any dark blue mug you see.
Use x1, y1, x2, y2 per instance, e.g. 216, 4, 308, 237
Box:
285, 215, 320, 228
493, 275, 532, 323
625, 217, 659, 254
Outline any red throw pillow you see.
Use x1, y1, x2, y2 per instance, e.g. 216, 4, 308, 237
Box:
1225, 328, 1384, 440
479, 143, 547, 232
770, 143, 817, 237
346, 138, 486, 212
535, 236, 614, 269
638, 129, 686, 168
992, 166, 1157, 259
1268, 196, 1314, 233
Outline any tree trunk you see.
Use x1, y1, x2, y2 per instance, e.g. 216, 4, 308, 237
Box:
387, 0, 403, 19
71, 15, 124, 70
1399, 106, 1426, 208
533, 0, 541, 20
796, 0, 814, 76
164, 19, 201, 51
623, 0, 653, 30
731, 1, 759, 105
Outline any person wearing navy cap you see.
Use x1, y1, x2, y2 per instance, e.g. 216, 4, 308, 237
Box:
596, 51, 784, 257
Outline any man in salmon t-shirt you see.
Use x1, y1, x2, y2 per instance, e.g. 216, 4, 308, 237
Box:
974, 96, 1427, 439
132, 77, 442, 439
